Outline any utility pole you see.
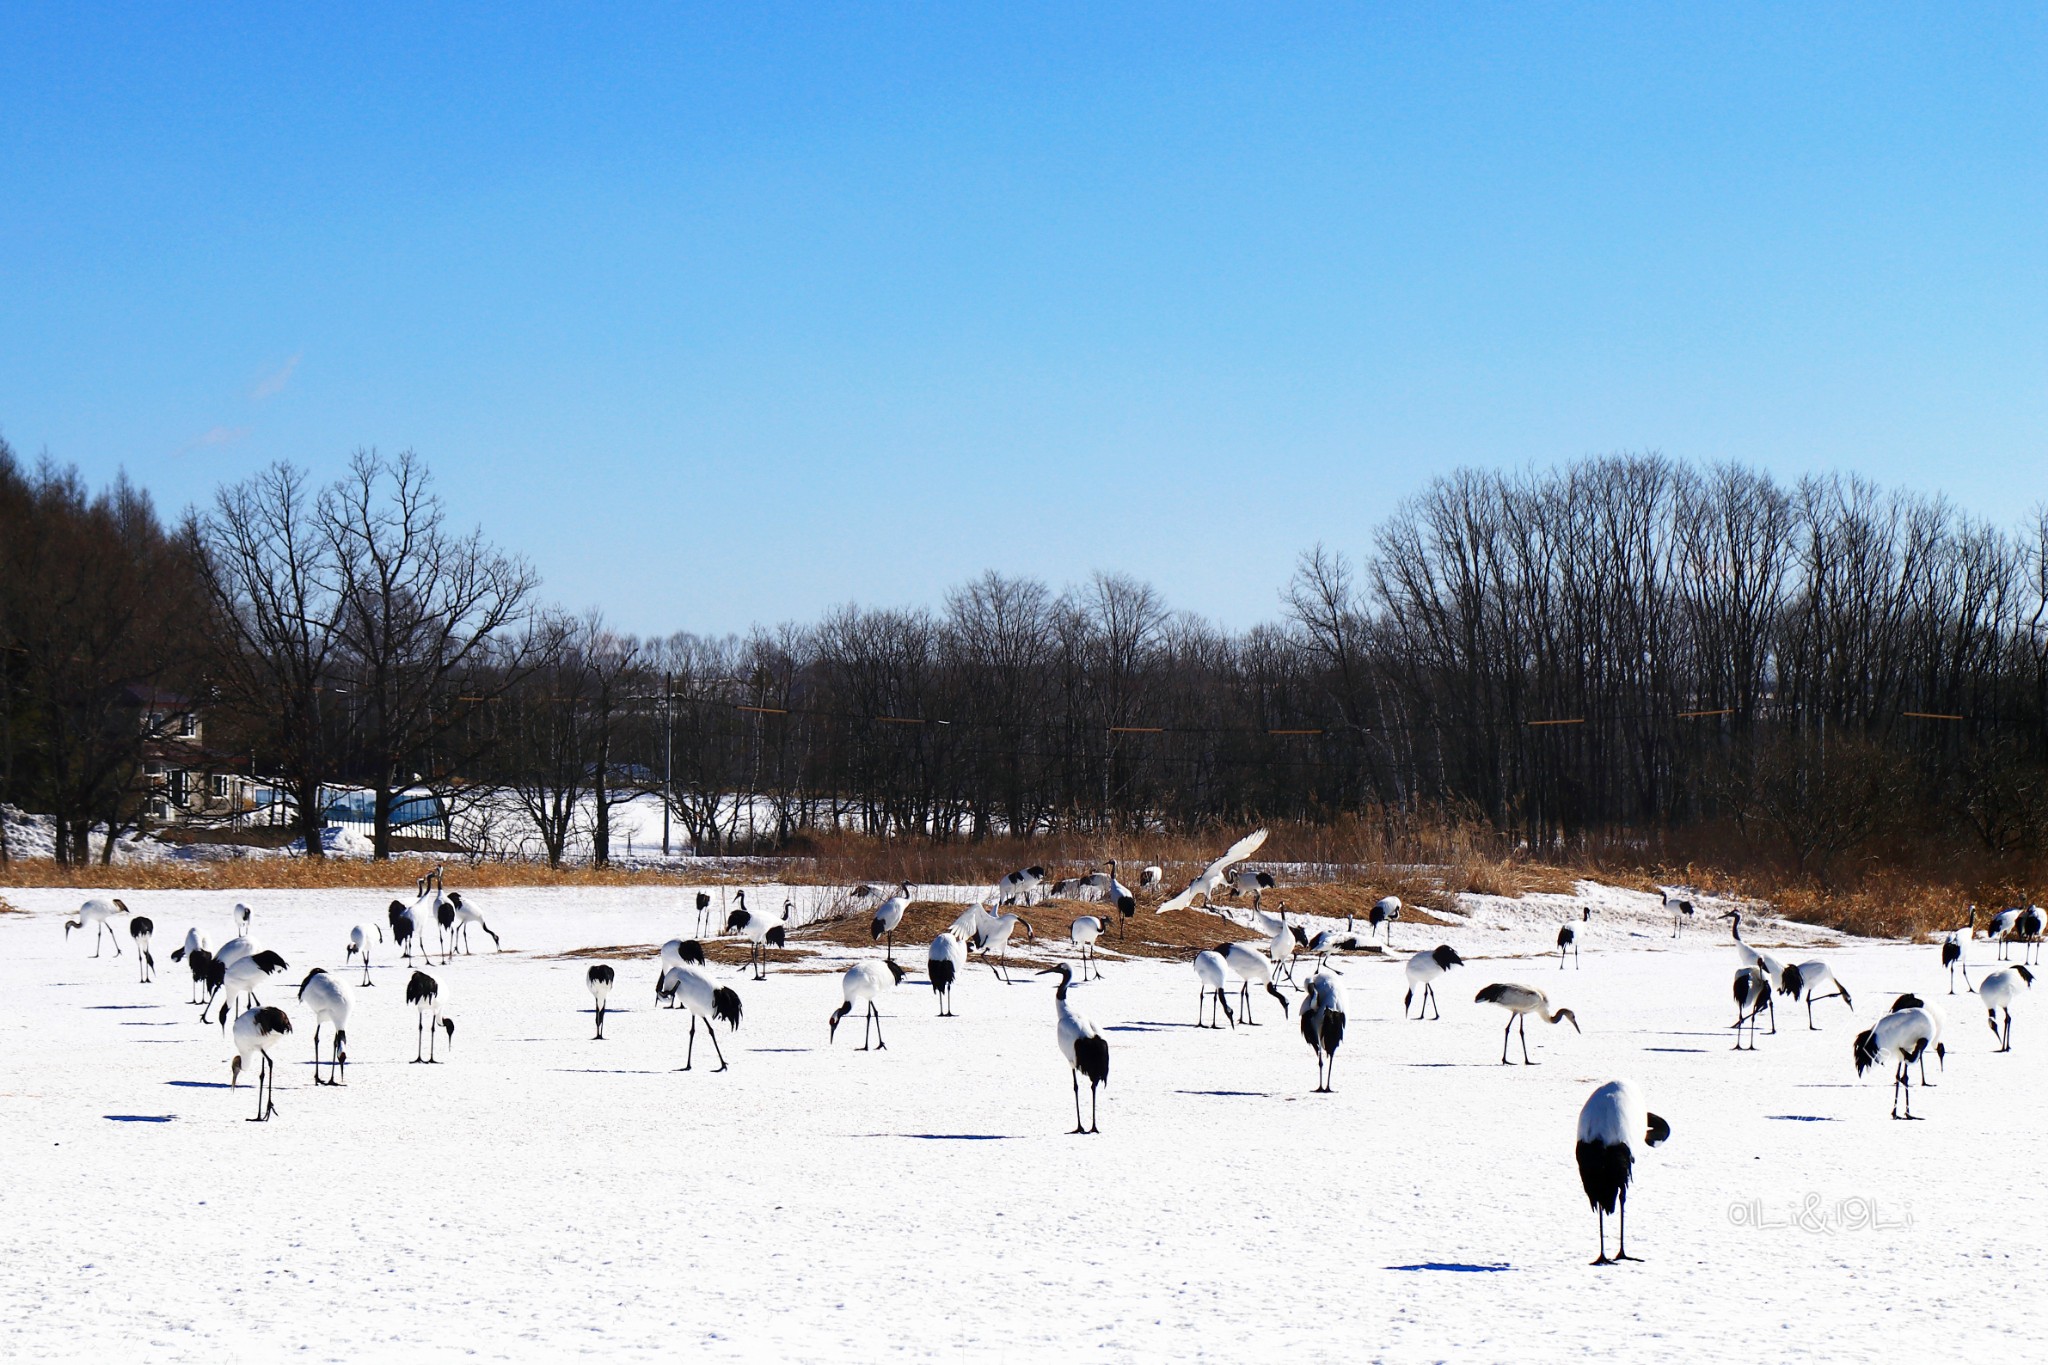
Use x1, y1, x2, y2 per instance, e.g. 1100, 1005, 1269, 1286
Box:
662, 671, 673, 858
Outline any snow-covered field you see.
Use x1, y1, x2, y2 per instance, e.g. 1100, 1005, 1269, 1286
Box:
0, 880, 2040, 1362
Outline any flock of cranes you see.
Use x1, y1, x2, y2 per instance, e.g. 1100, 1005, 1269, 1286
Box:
48, 836, 2043, 1266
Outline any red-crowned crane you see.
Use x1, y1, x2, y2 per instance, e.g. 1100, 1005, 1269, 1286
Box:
1368, 895, 1401, 947
406, 971, 454, 1064
445, 892, 501, 953
1223, 867, 1278, 910
928, 931, 964, 1016
994, 865, 1048, 907
1779, 960, 1854, 1029
345, 924, 382, 986
723, 891, 788, 980
655, 938, 708, 1005
296, 969, 350, 1085
1731, 965, 1771, 1050
1661, 888, 1694, 938
870, 883, 912, 960
2018, 906, 2046, 966
169, 926, 207, 968
1157, 829, 1268, 914
181, 949, 217, 1006
387, 899, 421, 965
64, 898, 128, 957
1298, 970, 1347, 1093
1037, 964, 1108, 1134
830, 959, 907, 1050
1192, 950, 1236, 1029
230, 1005, 293, 1122
1303, 926, 1364, 970
1069, 915, 1108, 980
1548, 912, 1581, 965
1244, 905, 1304, 984
1139, 865, 1164, 889
1979, 965, 2032, 1052
587, 964, 615, 1039
658, 964, 741, 1071
129, 917, 156, 983
1575, 1080, 1671, 1264
1853, 1004, 1943, 1119
206, 950, 290, 1026
1722, 912, 1783, 1034
1474, 983, 1579, 1064
975, 911, 1034, 984
1943, 909, 1979, 991
1081, 860, 1138, 931
1216, 942, 1290, 1024
1403, 945, 1464, 1020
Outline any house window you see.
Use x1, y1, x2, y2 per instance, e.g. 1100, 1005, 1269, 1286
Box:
211, 773, 228, 798
168, 770, 189, 805
179, 713, 198, 738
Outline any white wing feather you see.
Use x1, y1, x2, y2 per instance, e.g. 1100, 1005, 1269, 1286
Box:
1203, 828, 1268, 882
1155, 828, 1269, 914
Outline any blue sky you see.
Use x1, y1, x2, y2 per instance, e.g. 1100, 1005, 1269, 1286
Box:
3, 4, 2043, 635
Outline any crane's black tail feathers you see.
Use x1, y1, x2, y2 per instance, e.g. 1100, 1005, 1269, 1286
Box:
712, 986, 743, 1029
1073, 1034, 1110, 1087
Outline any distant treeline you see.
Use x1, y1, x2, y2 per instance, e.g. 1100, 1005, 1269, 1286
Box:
5, 439, 2045, 876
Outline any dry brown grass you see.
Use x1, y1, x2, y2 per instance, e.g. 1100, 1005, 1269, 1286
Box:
0, 894, 20, 915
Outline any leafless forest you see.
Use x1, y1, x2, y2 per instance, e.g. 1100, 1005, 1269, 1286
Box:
5, 439, 2046, 911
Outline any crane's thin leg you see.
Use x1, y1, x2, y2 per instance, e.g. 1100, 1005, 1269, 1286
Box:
1500, 1016, 1513, 1064
708, 1024, 728, 1072
1070, 1069, 1085, 1134
1519, 1014, 1535, 1065
1613, 1191, 1640, 1261
414, 1014, 425, 1063
1593, 1209, 1610, 1265
1089, 1079, 1099, 1134
682, 1016, 696, 1071
872, 1002, 887, 1051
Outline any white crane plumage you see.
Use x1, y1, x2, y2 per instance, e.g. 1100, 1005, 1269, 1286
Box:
1214, 942, 1289, 1023
928, 931, 965, 1016
64, 897, 128, 957
1403, 945, 1464, 1020
296, 969, 350, 1085
1038, 964, 1108, 1134
129, 916, 156, 983
994, 865, 1048, 907
1979, 965, 2033, 1052
1731, 965, 1771, 1050
1779, 960, 1853, 1029
830, 959, 907, 1050
405, 970, 454, 1064
1156, 829, 1269, 914
658, 964, 742, 1071
587, 964, 616, 1039
1853, 1004, 1944, 1119
975, 911, 1034, 984
1298, 970, 1347, 1093
870, 882, 912, 959
444, 892, 501, 954
1222, 867, 1277, 909
1367, 895, 1401, 946
345, 924, 383, 986
1192, 950, 1236, 1029
1661, 888, 1694, 938
1069, 916, 1108, 980
723, 891, 789, 980
1575, 1080, 1671, 1265
1475, 982, 1580, 1064
1722, 912, 1782, 1033
1989, 906, 2024, 960
1139, 865, 1164, 889
206, 949, 291, 1026
229, 1005, 293, 1122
